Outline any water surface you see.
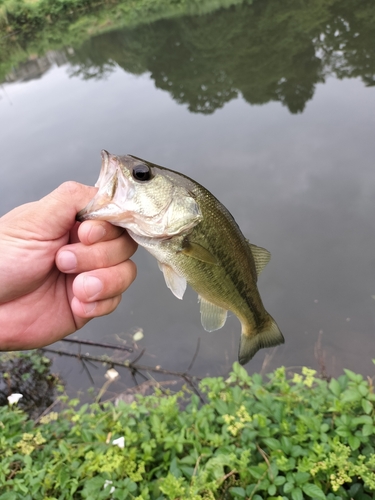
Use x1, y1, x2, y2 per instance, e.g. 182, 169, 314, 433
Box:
1, 0, 375, 392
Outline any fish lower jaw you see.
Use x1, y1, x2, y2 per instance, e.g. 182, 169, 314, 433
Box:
126, 228, 175, 244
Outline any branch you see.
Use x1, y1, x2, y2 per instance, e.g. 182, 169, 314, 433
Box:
60, 338, 133, 352
41, 347, 203, 393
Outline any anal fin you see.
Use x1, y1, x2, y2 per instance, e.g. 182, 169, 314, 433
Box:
199, 296, 227, 332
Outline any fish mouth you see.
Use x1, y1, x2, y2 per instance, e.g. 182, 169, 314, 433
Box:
77, 150, 133, 223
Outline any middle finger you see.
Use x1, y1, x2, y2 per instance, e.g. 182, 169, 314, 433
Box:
56, 231, 137, 273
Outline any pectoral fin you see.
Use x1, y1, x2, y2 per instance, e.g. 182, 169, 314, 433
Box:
158, 262, 187, 300
249, 243, 271, 277
181, 239, 218, 264
199, 296, 227, 331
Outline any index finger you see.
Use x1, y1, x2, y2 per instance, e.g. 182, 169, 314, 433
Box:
78, 220, 125, 245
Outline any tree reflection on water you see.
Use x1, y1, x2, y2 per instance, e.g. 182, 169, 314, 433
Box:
2, 0, 375, 114
65, 0, 375, 114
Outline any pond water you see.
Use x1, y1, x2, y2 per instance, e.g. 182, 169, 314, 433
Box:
1, 0, 375, 393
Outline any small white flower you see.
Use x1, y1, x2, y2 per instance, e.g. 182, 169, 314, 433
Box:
112, 436, 125, 449
7, 393, 23, 405
103, 479, 115, 494
105, 368, 119, 381
133, 329, 144, 342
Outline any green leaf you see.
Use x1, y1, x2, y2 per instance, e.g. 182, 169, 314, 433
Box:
252, 373, 263, 385
262, 437, 281, 450
291, 445, 305, 457
284, 481, 295, 493
348, 435, 361, 450
291, 487, 303, 500
358, 384, 369, 397
232, 362, 251, 383
335, 427, 351, 437
362, 424, 374, 436
294, 472, 310, 484
362, 399, 373, 414
249, 466, 266, 480
280, 436, 292, 453
58, 441, 70, 456
341, 389, 362, 403
268, 484, 276, 496
229, 487, 246, 498
329, 379, 341, 397
348, 483, 361, 497
302, 483, 326, 500
274, 475, 286, 486
169, 457, 181, 478
320, 423, 329, 433
179, 465, 194, 478
0, 493, 18, 500
351, 415, 373, 426
344, 369, 363, 383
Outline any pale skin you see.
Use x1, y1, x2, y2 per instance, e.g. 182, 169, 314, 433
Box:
0, 181, 137, 351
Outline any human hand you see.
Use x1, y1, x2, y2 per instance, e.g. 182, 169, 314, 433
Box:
0, 182, 137, 350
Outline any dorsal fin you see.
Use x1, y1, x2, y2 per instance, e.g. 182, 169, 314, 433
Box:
249, 243, 271, 276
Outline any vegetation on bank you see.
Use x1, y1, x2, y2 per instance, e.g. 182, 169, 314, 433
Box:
1, 359, 375, 499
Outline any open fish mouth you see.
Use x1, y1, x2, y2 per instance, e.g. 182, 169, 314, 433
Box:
77, 150, 134, 223
77, 150, 202, 238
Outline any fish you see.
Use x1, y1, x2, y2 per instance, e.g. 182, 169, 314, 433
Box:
77, 150, 284, 365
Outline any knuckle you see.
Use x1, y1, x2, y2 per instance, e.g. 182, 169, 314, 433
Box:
104, 295, 122, 316
58, 181, 83, 198
93, 244, 112, 268
126, 260, 137, 283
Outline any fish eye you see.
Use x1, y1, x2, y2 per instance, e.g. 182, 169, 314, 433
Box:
132, 164, 152, 182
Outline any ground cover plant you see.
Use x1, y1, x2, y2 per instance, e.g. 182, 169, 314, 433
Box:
1, 360, 375, 499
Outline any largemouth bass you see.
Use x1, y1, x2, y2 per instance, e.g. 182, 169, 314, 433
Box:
77, 151, 284, 365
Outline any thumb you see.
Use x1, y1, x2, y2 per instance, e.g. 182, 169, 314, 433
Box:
38, 182, 98, 238
1, 182, 98, 242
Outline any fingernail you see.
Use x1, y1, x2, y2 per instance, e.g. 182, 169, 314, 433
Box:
58, 251, 77, 272
88, 225, 106, 244
83, 301, 97, 314
83, 276, 103, 298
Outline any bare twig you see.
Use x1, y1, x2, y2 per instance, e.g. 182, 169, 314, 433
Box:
80, 358, 95, 385
61, 338, 133, 352
185, 338, 200, 374
192, 454, 206, 480
218, 469, 237, 484
41, 347, 203, 396
260, 346, 279, 375
249, 468, 268, 500
182, 374, 205, 404
256, 444, 273, 480
129, 348, 145, 364
34, 398, 61, 425
114, 379, 178, 405
314, 330, 330, 381
0, 30, 22, 41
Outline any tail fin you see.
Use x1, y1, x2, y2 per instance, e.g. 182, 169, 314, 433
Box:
238, 316, 284, 366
